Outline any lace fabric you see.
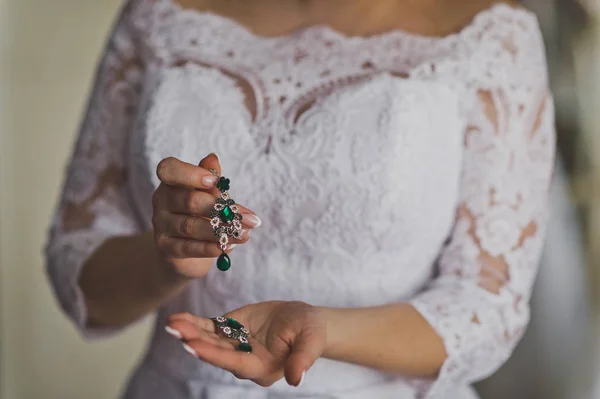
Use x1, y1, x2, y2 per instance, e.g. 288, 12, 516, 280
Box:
45, 1, 555, 397
46, 1, 145, 338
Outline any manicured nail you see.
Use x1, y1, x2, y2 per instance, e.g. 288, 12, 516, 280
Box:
208, 152, 219, 161
240, 229, 251, 240
244, 214, 262, 227
182, 343, 197, 357
165, 326, 182, 339
297, 370, 306, 387
228, 244, 237, 250
202, 175, 218, 187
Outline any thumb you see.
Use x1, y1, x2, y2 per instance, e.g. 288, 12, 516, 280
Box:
198, 153, 221, 196
199, 152, 221, 175
283, 327, 326, 387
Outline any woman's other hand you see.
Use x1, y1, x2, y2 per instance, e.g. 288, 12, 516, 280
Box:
152, 153, 261, 278
165, 301, 327, 387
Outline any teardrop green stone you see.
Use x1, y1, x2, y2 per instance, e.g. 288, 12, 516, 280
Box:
216, 252, 231, 271
226, 317, 243, 329
238, 342, 252, 353
220, 206, 235, 223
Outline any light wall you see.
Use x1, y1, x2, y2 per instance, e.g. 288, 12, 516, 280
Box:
0, 1, 152, 399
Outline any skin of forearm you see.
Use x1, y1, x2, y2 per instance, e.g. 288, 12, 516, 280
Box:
319, 303, 447, 378
79, 231, 190, 328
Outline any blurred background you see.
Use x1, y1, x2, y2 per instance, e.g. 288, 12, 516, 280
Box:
0, 0, 599, 398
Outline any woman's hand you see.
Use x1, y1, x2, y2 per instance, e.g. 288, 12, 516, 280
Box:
152, 153, 261, 278
165, 301, 327, 387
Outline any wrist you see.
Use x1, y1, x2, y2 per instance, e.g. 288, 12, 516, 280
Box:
317, 306, 347, 359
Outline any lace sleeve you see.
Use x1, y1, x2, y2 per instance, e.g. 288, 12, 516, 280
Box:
45, 1, 145, 338
409, 18, 556, 397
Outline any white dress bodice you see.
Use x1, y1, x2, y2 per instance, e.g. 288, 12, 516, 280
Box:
45, 1, 556, 398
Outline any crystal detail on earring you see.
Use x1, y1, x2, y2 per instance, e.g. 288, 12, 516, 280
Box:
210, 175, 242, 271
219, 234, 228, 246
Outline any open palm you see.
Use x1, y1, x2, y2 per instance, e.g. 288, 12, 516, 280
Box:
166, 301, 327, 387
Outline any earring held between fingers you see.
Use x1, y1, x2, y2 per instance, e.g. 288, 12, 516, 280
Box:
210, 173, 243, 271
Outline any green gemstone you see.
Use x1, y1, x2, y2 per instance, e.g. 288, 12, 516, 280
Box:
238, 342, 252, 353
216, 177, 231, 192
226, 318, 243, 329
216, 252, 231, 271
220, 206, 235, 223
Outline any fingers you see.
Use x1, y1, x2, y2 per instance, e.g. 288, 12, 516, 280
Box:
283, 327, 326, 387
167, 313, 217, 334
165, 314, 267, 379
166, 316, 232, 350
199, 152, 220, 179
156, 156, 219, 189
159, 213, 251, 243
198, 153, 222, 198
157, 236, 223, 258
184, 338, 267, 380
155, 185, 262, 228
155, 185, 215, 216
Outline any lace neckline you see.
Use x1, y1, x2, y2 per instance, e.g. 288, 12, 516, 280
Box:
157, 0, 535, 44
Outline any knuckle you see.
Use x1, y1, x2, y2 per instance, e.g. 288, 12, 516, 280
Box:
156, 157, 174, 180
180, 217, 196, 237
155, 235, 169, 254
184, 170, 199, 187
183, 190, 197, 213
181, 239, 197, 256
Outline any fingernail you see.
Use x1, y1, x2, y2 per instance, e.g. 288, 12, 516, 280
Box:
240, 229, 251, 240
297, 370, 306, 387
244, 213, 262, 228
208, 152, 219, 161
228, 244, 237, 250
165, 326, 182, 339
182, 343, 197, 357
202, 175, 218, 187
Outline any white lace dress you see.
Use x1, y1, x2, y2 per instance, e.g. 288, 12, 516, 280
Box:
45, 1, 556, 398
